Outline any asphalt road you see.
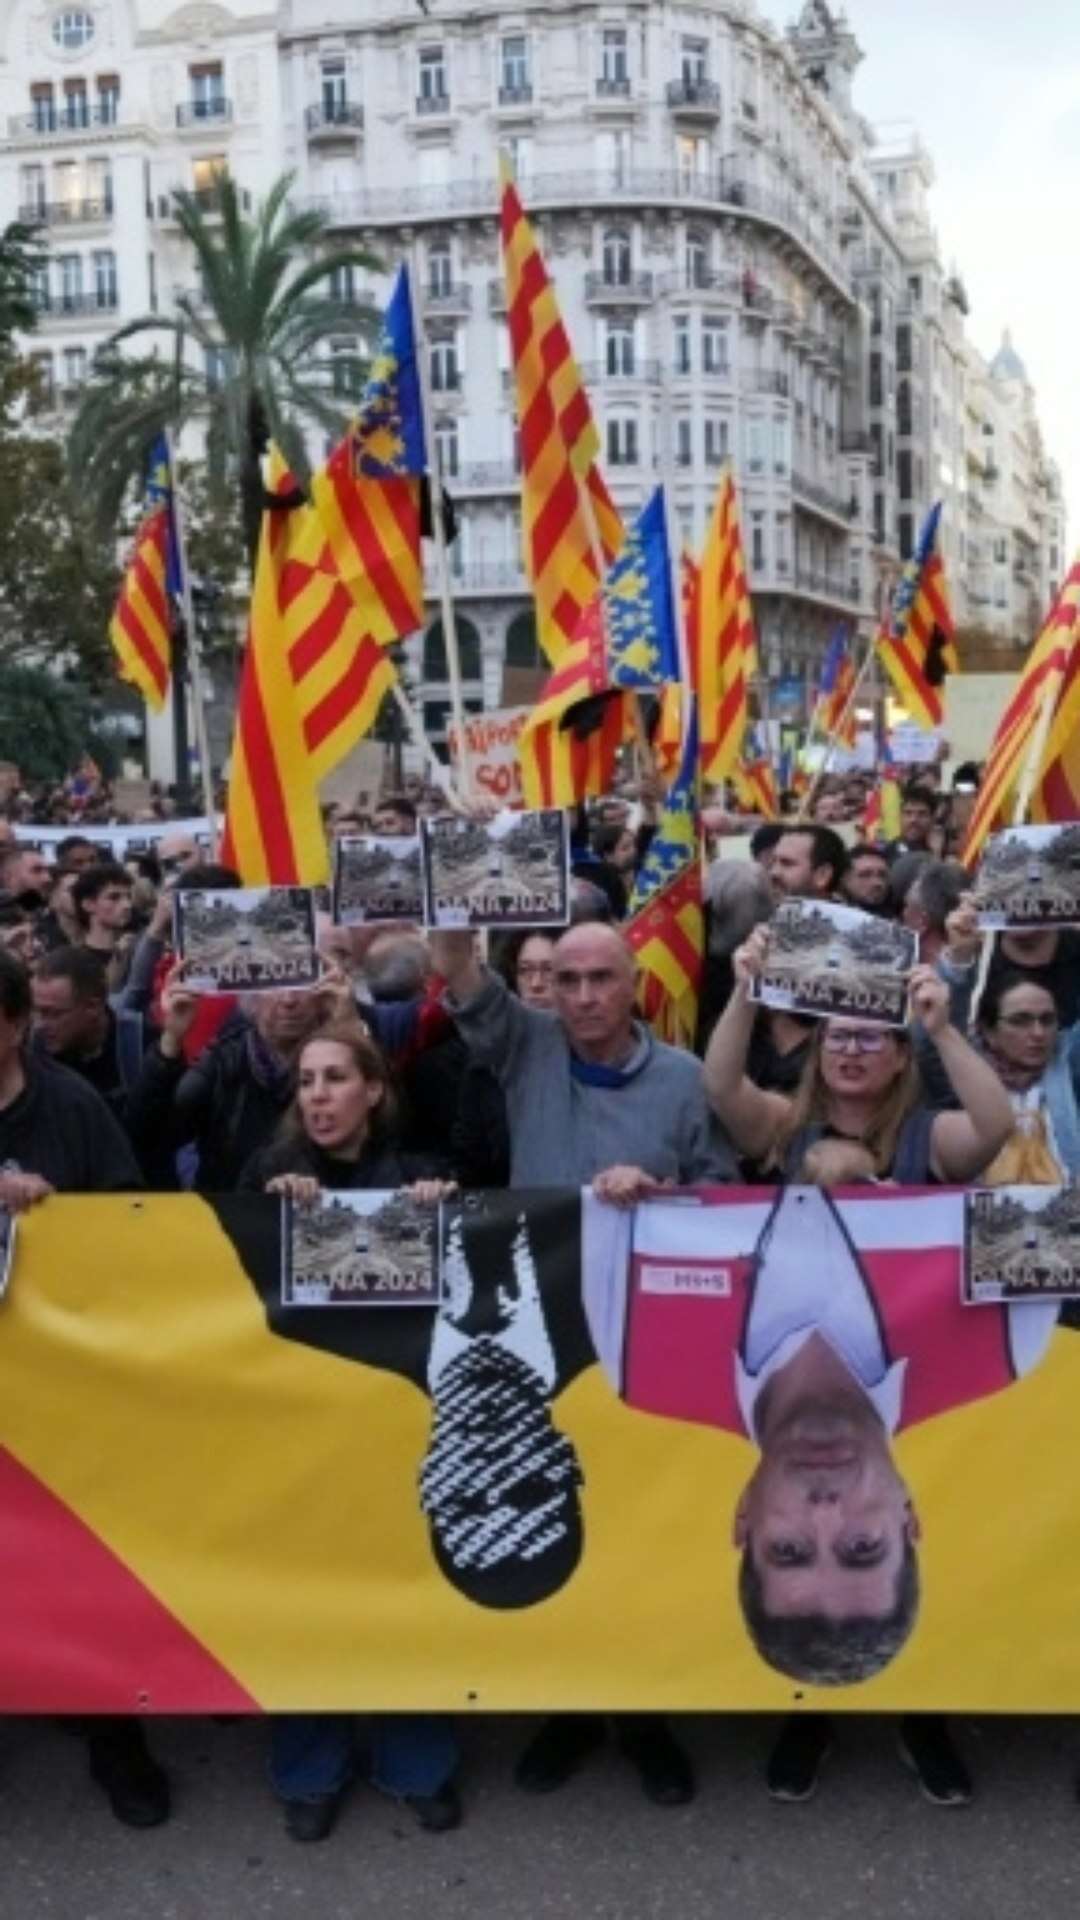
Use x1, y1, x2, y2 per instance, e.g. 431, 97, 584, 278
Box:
3, 1714, 1079, 1920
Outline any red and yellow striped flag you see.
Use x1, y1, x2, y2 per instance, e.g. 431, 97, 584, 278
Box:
108, 506, 173, 712
625, 700, 703, 1049
691, 470, 759, 783
877, 502, 958, 729
962, 558, 1080, 866
222, 451, 334, 885
500, 170, 624, 663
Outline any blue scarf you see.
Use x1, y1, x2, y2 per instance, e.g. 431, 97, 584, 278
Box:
569, 1030, 651, 1090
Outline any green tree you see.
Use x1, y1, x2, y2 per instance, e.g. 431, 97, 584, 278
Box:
67, 174, 380, 568
0, 218, 47, 358
0, 664, 118, 782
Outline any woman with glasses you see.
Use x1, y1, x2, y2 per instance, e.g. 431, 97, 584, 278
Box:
703, 923, 1013, 1185
971, 974, 1079, 1184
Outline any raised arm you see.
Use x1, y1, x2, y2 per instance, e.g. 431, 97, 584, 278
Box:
427, 929, 534, 1080
702, 925, 791, 1166
913, 968, 1013, 1181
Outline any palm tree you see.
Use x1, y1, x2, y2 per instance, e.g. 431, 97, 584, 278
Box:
0, 218, 47, 350
68, 173, 381, 566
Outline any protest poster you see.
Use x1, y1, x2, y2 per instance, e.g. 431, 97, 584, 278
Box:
750, 897, 917, 1027
447, 707, 530, 808
3, 1187, 1080, 1713
332, 835, 423, 926
282, 1191, 439, 1307
420, 808, 570, 929
888, 724, 942, 766
965, 1186, 1080, 1304
972, 823, 1080, 931
174, 886, 319, 991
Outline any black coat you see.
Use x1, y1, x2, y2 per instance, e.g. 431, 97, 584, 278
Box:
0, 1055, 142, 1192
125, 1025, 288, 1193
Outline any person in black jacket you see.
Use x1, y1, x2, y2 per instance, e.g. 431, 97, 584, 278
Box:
241, 1020, 461, 1844
0, 949, 170, 1830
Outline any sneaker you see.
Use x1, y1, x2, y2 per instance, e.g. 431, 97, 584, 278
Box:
616, 1716, 695, 1806
514, 1715, 606, 1793
282, 1790, 346, 1843
87, 1724, 171, 1829
405, 1779, 463, 1832
898, 1715, 972, 1806
766, 1714, 833, 1802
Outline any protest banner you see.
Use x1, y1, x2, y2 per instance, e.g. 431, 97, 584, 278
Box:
2, 1189, 1080, 1713
420, 808, 570, 929
446, 707, 531, 809
751, 898, 918, 1027
174, 886, 320, 991
965, 1187, 1080, 1303
972, 823, 1080, 931
332, 835, 423, 926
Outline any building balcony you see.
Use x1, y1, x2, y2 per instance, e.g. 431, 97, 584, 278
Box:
32, 291, 118, 322
19, 196, 113, 227
9, 104, 120, 140
427, 562, 526, 596
595, 75, 632, 99
153, 184, 251, 221
793, 566, 860, 606
457, 461, 519, 492
665, 77, 721, 119
577, 359, 661, 385
749, 370, 790, 397
423, 282, 472, 316
416, 92, 451, 118
487, 278, 507, 314
176, 99, 232, 130
792, 470, 856, 523
840, 430, 872, 455
304, 169, 855, 302
305, 101, 364, 140
496, 82, 534, 109
584, 269, 654, 305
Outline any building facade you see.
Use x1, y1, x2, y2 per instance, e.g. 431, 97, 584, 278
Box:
0, 0, 1065, 761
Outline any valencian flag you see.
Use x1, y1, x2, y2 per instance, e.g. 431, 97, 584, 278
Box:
862, 744, 902, 843
962, 558, 1080, 865
518, 488, 680, 809
625, 697, 704, 1049
729, 727, 778, 819
812, 627, 857, 748
222, 447, 336, 885
877, 501, 958, 729
500, 166, 624, 664
690, 470, 759, 783
310, 265, 425, 647
108, 435, 182, 712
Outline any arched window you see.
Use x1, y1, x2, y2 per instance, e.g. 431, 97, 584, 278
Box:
602, 227, 631, 287
423, 615, 482, 681
685, 227, 709, 288
505, 608, 540, 669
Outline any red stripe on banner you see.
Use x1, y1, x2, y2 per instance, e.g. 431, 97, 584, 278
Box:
0, 1445, 258, 1712
235, 661, 299, 882
130, 547, 168, 630
303, 639, 390, 756
116, 601, 169, 700
335, 475, 418, 637
288, 583, 347, 679
526, 454, 581, 568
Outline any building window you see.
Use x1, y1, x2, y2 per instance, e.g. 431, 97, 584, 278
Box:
30, 85, 55, 133
430, 336, 459, 392
87, 155, 112, 212
29, 262, 49, 311
704, 416, 729, 466
596, 127, 631, 187
58, 253, 82, 308
772, 415, 790, 474
192, 155, 228, 201
63, 345, 87, 391
434, 418, 459, 480
53, 9, 94, 50
685, 228, 709, 287
328, 262, 355, 302
503, 132, 532, 182
189, 65, 225, 117
500, 34, 529, 94
744, 416, 766, 474
602, 227, 631, 286
30, 351, 54, 406
20, 165, 45, 217
320, 57, 347, 113
600, 27, 628, 86
605, 323, 635, 377
418, 45, 447, 103
897, 449, 913, 500
92, 248, 116, 307
676, 134, 710, 187
681, 36, 708, 85
505, 609, 541, 669
425, 615, 482, 681
96, 73, 119, 122
63, 80, 89, 128
427, 238, 452, 297
993, 537, 1007, 563
750, 511, 765, 570
607, 416, 638, 466
899, 513, 914, 560
702, 315, 728, 374
673, 314, 691, 376
675, 417, 693, 467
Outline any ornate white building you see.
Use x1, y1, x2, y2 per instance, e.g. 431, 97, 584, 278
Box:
0, 0, 1065, 758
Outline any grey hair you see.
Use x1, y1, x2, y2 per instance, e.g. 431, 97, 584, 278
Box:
905, 858, 968, 935
363, 933, 430, 1002
703, 859, 774, 956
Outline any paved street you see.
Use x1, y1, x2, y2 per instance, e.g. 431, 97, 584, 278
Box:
2, 1713, 1078, 1920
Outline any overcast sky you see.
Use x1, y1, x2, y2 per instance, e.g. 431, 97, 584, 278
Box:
849, 0, 1079, 543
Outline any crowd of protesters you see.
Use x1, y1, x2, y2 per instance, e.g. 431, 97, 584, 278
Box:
0, 740, 1074, 1838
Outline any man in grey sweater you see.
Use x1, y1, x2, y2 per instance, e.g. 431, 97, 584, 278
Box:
430, 921, 734, 1192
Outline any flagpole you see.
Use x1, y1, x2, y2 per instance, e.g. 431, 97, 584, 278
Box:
797, 633, 876, 824
166, 428, 218, 854
406, 252, 472, 801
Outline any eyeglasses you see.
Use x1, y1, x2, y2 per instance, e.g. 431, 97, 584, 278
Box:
517, 962, 553, 981
822, 1028, 889, 1055
998, 1011, 1058, 1032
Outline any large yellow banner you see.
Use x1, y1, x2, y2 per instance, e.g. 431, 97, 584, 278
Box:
1, 1188, 1078, 1714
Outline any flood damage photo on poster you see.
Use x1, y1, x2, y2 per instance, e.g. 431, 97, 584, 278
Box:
174, 886, 320, 991
282, 1190, 440, 1307
973, 823, 1080, 931
965, 1186, 1080, 1303
332, 835, 423, 926
420, 808, 570, 929
751, 898, 917, 1026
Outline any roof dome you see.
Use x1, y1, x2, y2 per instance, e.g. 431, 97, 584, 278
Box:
990, 329, 1028, 384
